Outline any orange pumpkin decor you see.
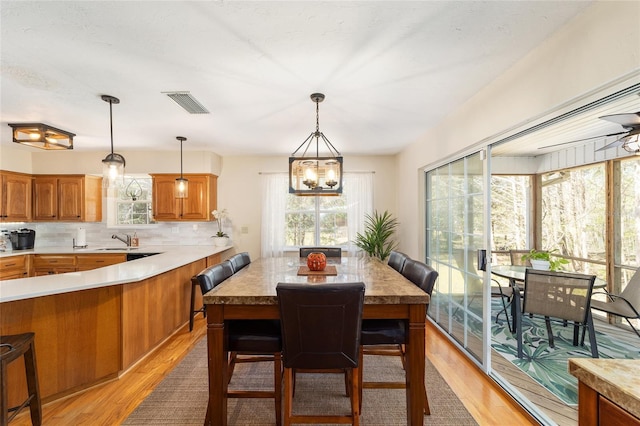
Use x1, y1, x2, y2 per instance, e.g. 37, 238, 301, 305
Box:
306, 252, 327, 271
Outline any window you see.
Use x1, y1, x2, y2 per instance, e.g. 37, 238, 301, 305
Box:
490, 175, 532, 263
541, 164, 606, 277
285, 195, 348, 246
115, 177, 153, 225
261, 173, 373, 257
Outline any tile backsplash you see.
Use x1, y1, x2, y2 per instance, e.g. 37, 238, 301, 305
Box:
1, 222, 225, 248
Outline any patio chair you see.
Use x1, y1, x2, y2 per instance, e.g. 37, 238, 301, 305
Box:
516, 269, 598, 358
477, 250, 514, 331
590, 267, 640, 338
277, 282, 365, 425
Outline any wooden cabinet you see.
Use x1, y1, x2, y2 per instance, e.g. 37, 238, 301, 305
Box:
0, 171, 32, 222
33, 254, 77, 275
33, 175, 102, 222
76, 254, 126, 271
0, 255, 29, 280
151, 174, 217, 221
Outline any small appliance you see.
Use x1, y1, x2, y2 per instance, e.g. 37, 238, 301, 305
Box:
10, 228, 36, 250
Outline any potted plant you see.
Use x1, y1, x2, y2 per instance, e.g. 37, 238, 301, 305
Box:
353, 210, 398, 261
211, 209, 229, 247
521, 249, 569, 271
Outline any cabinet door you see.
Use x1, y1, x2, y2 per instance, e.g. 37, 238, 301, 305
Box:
58, 177, 83, 221
0, 255, 28, 280
76, 254, 125, 271
33, 176, 58, 220
1, 173, 32, 222
152, 177, 180, 220
181, 175, 209, 220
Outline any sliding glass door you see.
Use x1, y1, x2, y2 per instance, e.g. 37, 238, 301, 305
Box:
426, 151, 486, 363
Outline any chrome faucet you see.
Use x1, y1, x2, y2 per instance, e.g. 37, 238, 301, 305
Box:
112, 233, 132, 247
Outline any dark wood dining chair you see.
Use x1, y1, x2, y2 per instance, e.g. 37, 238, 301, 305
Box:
229, 252, 251, 273
197, 262, 283, 426
516, 268, 598, 358
299, 247, 342, 258
277, 282, 365, 426
387, 250, 409, 273
359, 258, 437, 415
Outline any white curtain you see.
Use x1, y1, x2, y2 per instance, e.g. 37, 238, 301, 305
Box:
343, 173, 374, 254
260, 173, 288, 258
260, 171, 374, 257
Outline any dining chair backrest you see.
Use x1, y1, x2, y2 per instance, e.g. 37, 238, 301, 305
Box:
523, 269, 596, 323
299, 247, 342, 258
510, 250, 532, 267
193, 260, 234, 294
276, 282, 365, 370
388, 250, 409, 274
402, 259, 439, 296
229, 252, 251, 273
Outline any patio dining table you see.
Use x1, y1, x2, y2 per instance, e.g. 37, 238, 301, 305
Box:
202, 255, 431, 426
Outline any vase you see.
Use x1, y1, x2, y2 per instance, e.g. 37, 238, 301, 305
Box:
530, 259, 550, 271
306, 252, 327, 271
212, 236, 228, 247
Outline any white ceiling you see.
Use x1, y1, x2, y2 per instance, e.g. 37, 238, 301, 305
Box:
1, 1, 597, 157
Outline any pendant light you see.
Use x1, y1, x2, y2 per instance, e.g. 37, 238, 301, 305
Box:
101, 95, 126, 187
289, 93, 343, 196
8, 123, 75, 150
175, 136, 189, 198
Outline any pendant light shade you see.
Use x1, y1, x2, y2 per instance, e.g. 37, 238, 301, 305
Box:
175, 136, 189, 198
289, 93, 343, 196
101, 95, 126, 187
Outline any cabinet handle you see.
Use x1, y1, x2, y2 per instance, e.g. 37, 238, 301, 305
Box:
5, 262, 16, 267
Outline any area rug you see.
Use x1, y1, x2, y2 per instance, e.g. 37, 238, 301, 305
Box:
123, 338, 477, 425
491, 307, 640, 406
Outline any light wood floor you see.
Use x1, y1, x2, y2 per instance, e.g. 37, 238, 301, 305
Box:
10, 315, 536, 425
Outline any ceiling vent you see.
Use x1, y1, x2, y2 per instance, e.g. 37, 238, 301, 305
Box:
163, 91, 210, 114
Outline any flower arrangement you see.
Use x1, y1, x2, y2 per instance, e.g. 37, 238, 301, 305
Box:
212, 209, 228, 237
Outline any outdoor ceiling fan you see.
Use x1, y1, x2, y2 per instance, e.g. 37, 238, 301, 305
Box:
540, 112, 640, 153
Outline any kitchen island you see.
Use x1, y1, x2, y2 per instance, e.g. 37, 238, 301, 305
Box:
569, 358, 640, 425
1, 245, 231, 404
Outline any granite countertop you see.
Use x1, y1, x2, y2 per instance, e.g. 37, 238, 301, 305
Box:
204, 256, 430, 306
569, 358, 640, 418
0, 245, 232, 303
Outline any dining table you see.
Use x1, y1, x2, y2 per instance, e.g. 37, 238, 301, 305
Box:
202, 255, 431, 426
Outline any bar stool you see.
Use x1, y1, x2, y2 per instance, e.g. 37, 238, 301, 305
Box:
1, 332, 42, 426
189, 276, 205, 332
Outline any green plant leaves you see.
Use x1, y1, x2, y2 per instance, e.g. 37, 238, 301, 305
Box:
354, 210, 398, 261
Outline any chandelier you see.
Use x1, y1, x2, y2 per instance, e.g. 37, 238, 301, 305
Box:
175, 136, 189, 198
289, 93, 343, 196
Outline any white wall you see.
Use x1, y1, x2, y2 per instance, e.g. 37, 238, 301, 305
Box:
396, 1, 640, 259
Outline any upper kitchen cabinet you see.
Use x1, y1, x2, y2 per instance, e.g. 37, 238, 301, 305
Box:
151, 174, 217, 221
33, 175, 102, 222
0, 171, 32, 222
